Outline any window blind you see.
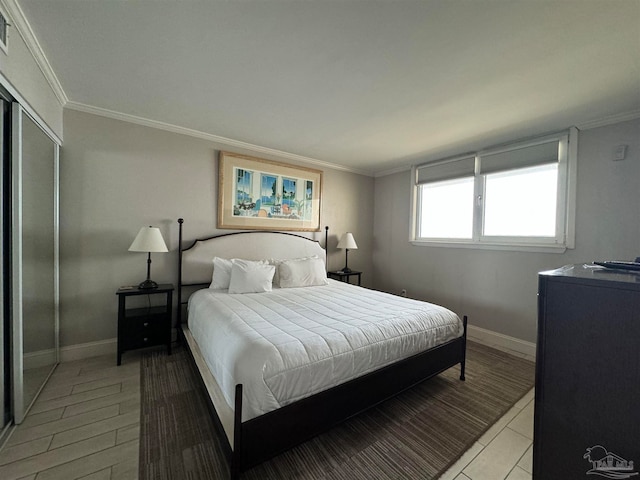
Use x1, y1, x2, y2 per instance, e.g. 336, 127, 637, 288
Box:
479, 140, 559, 175
416, 156, 475, 185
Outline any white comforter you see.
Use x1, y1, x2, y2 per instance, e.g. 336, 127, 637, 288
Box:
188, 279, 463, 421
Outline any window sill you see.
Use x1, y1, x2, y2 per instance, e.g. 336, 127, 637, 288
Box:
410, 240, 568, 254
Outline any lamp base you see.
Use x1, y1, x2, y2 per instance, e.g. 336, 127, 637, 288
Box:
341, 267, 352, 274
138, 279, 159, 289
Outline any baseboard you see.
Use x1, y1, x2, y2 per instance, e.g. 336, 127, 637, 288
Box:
60, 338, 117, 363
467, 325, 536, 362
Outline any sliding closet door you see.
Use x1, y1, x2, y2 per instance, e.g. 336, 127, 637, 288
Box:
0, 97, 8, 434
11, 104, 59, 423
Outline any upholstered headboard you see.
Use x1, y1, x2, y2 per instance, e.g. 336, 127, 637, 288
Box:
176, 218, 327, 324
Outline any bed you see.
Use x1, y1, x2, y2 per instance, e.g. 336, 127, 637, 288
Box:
176, 219, 468, 479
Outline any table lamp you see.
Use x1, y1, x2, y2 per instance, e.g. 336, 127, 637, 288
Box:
129, 226, 168, 289
337, 232, 358, 273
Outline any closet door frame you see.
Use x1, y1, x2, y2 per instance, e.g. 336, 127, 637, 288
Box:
11, 103, 60, 424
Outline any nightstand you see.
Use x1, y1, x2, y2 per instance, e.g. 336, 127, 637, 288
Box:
116, 284, 173, 365
327, 270, 362, 286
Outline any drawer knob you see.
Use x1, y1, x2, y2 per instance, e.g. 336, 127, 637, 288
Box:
143, 322, 149, 327
143, 337, 148, 342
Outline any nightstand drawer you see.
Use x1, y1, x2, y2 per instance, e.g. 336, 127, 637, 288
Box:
123, 314, 167, 335
122, 329, 166, 350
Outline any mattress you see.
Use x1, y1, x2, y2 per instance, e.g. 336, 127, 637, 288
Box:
188, 279, 464, 421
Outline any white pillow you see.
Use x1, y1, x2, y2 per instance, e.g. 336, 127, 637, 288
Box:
210, 257, 233, 289
278, 257, 328, 288
228, 259, 275, 294
269, 255, 319, 287
267, 258, 284, 287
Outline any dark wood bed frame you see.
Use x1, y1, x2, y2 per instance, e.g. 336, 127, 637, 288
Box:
176, 218, 468, 479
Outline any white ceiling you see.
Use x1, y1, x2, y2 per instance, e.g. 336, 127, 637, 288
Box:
17, 0, 640, 174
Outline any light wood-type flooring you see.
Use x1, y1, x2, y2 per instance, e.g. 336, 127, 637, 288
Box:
0, 349, 534, 480
0, 353, 140, 480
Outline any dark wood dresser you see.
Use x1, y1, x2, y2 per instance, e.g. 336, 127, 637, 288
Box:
534, 264, 640, 479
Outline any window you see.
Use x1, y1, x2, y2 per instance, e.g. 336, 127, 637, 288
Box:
412, 129, 577, 251
483, 164, 558, 237
418, 176, 474, 239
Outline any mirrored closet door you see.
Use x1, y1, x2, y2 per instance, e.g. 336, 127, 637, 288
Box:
11, 103, 60, 424
0, 95, 9, 436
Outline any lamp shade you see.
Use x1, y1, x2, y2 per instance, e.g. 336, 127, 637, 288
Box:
337, 232, 358, 250
129, 226, 168, 253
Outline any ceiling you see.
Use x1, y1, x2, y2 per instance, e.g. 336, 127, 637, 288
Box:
17, 0, 640, 175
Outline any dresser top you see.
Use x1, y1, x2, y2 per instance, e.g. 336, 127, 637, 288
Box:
539, 263, 640, 289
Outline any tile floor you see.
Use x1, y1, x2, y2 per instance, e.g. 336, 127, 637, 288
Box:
440, 387, 535, 480
23, 366, 56, 414
0, 354, 141, 480
0, 352, 534, 480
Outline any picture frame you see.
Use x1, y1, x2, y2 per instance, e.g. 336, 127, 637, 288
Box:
217, 151, 323, 231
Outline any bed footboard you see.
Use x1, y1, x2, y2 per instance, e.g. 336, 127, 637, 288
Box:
183, 313, 468, 480
228, 315, 467, 478
460, 314, 468, 381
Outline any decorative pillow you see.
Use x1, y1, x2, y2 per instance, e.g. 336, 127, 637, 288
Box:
228, 259, 276, 294
278, 257, 328, 288
210, 257, 233, 289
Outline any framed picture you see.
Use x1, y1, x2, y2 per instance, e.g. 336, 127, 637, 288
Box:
218, 151, 323, 231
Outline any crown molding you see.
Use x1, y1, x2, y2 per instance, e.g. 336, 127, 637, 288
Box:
1, 0, 68, 105
576, 109, 640, 131
373, 164, 412, 178
65, 101, 373, 176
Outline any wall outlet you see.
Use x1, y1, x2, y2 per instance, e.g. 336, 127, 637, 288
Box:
401, 289, 407, 297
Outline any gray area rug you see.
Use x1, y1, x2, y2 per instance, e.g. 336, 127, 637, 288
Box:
140, 341, 534, 479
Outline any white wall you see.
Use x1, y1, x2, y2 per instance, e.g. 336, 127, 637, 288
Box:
60, 109, 374, 348
0, 6, 63, 139
372, 119, 640, 343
